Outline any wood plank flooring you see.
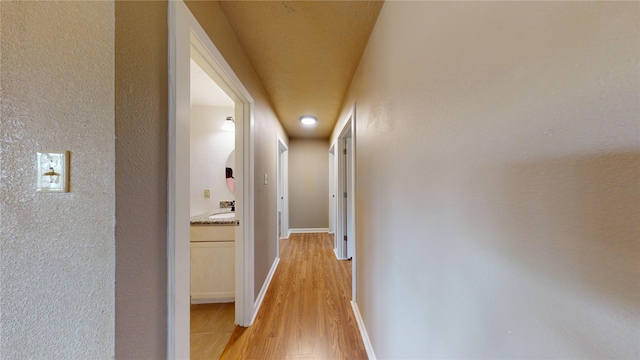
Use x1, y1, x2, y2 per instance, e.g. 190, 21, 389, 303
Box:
191, 302, 235, 359
220, 233, 367, 360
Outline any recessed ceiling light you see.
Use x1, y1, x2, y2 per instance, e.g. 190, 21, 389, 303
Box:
299, 115, 317, 127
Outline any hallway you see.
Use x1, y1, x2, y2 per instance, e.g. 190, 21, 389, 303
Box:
220, 233, 367, 359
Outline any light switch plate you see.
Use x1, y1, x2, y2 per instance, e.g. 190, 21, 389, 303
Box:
36, 151, 69, 193
204, 189, 210, 198
264, 173, 268, 185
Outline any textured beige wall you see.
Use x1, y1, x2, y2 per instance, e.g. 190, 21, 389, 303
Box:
115, 1, 168, 358
333, 2, 639, 358
289, 140, 329, 229
186, 1, 288, 298
1, 1, 290, 357
1, 2, 115, 358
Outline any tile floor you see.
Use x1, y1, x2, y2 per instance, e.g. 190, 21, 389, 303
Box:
191, 302, 235, 360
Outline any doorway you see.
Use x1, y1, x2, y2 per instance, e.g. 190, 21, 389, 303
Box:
276, 137, 288, 245
336, 123, 353, 260
334, 103, 357, 303
188, 55, 236, 358
332, 105, 357, 300
168, 1, 255, 358
333, 105, 356, 300
329, 144, 336, 242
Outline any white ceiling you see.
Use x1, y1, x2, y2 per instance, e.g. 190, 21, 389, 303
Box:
190, 58, 234, 108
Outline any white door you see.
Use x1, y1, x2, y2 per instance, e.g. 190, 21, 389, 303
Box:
276, 138, 288, 241
346, 137, 354, 259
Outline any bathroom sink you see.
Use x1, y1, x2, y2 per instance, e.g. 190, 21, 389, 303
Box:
209, 213, 235, 219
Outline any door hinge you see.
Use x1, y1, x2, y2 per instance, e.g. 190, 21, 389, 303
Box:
343, 192, 347, 198
343, 149, 347, 155
344, 235, 348, 241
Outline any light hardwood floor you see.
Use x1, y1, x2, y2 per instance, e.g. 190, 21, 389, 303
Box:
220, 232, 367, 360
191, 302, 235, 359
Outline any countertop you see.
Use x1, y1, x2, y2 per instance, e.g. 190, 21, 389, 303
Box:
190, 209, 236, 225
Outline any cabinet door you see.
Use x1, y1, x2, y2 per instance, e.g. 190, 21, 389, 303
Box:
190, 241, 235, 302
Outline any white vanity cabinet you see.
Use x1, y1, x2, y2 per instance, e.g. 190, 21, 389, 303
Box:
190, 225, 235, 303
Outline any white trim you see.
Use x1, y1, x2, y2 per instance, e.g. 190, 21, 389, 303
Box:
190, 295, 235, 303
351, 301, 376, 360
276, 137, 289, 254
349, 103, 357, 303
335, 103, 357, 300
336, 124, 348, 260
288, 228, 330, 234
167, 4, 190, 357
188, 5, 256, 326
251, 257, 280, 324
328, 144, 336, 237
334, 248, 348, 261
168, 2, 255, 358
330, 141, 338, 252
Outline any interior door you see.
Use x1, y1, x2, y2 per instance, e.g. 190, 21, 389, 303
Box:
346, 137, 353, 259
342, 138, 348, 257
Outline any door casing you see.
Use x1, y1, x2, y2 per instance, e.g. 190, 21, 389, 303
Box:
168, 1, 255, 358
334, 104, 357, 301
276, 136, 288, 243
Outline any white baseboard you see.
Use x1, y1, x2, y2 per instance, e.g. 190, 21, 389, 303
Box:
252, 257, 280, 324
288, 228, 329, 234
190, 297, 234, 304
352, 301, 376, 360
334, 248, 349, 261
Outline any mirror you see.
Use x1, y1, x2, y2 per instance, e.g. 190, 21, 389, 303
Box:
225, 150, 235, 193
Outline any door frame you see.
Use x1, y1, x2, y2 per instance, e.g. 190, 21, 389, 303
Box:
335, 103, 356, 300
168, 1, 255, 358
335, 120, 351, 260
276, 136, 289, 244
328, 144, 336, 237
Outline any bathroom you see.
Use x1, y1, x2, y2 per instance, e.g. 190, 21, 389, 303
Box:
188, 58, 237, 358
